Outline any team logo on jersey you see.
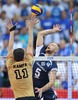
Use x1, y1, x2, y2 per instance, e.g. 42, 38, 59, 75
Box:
41, 62, 45, 66
47, 62, 51, 67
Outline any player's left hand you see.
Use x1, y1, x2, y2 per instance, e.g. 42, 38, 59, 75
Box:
53, 24, 62, 32
35, 87, 42, 98
5, 18, 13, 29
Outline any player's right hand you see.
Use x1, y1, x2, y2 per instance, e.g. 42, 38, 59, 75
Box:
26, 16, 39, 28
53, 24, 62, 32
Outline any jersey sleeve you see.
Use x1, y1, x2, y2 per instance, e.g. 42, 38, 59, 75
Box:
48, 61, 58, 73
35, 45, 46, 57
51, 61, 58, 71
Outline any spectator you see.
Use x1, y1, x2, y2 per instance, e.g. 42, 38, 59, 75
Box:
2, 64, 10, 87
61, 10, 70, 42
41, 11, 53, 30
41, 11, 54, 45
68, 0, 76, 17
0, 11, 6, 34
0, 0, 2, 13
14, 0, 21, 16
13, 34, 23, 49
19, 26, 29, 48
1, 36, 8, 57
58, 39, 69, 56
59, 0, 69, 12
58, 38, 76, 56
2, 0, 7, 5
20, 0, 31, 6
51, 0, 64, 24
2, 0, 17, 18
73, 11, 78, 43
20, 1, 29, 20
43, 1, 53, 14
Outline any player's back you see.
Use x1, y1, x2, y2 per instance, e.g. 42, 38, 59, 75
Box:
6, 54, 34, 99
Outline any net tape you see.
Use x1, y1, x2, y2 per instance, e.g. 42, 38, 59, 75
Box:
0, 56, 78, 61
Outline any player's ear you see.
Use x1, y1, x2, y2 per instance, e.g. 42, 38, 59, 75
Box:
54, 50, 57, 53
54, 49, 58, 53
54, 45, 59, 53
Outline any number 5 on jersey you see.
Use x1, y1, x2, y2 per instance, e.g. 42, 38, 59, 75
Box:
35, 68, 41, 79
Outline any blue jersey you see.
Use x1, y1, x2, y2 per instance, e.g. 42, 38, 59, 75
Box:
33, 45, 58, 98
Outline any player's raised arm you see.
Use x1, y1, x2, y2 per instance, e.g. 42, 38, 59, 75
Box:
5, 19, 15, 57
26, 16, 39, 55
36, 24, 61, 47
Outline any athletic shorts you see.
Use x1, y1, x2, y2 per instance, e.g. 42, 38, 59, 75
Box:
16, 96, 37, 100
43, 91, 57, 100
35, 91, 57, 100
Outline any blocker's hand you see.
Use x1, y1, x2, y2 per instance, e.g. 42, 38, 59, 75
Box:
26, 16, 39, 28
5, 18, 13, 29
53, 24, 62, 32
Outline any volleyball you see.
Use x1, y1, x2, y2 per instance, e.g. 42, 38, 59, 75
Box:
31, 4, 43, 16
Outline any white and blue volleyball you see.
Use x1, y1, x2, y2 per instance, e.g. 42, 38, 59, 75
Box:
31, 4, 43, 16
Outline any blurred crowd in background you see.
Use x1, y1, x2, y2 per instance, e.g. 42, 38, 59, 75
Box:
0, 0, 78, 90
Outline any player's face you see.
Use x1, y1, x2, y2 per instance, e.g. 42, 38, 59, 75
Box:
45, 43, 56, 54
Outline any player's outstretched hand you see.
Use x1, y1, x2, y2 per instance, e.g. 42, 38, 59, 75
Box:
5, 18, 13, 29
26, 16, 39, 28
53, 24, 61, 32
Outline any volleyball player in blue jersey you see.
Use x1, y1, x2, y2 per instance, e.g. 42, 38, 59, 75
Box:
33, 25, 61, 100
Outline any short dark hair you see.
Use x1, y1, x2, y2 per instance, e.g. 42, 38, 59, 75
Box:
13, 48, 24, 61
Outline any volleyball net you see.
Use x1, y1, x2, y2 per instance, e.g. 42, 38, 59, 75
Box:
0, 56, 78, 100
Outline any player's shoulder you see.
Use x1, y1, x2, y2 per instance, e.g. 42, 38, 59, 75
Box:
24, 53, 34, 64
36, 45, 45, 53
25, 53, 33, 58
35, 45, 46, 57
45, 61, 58, 73
47, 60, 58, 68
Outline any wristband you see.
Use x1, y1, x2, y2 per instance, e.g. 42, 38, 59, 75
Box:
9, 25, 16, 32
